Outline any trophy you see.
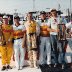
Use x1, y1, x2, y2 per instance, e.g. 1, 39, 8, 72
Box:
66, 28, 71, 39
57, 24, 66, 41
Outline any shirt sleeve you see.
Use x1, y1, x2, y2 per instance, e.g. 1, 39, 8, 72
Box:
47, 19, 51, 27
22, 25, 26, 32
36, 22, 40, 36
62, 18, 67, 24
8, 25, 13, 41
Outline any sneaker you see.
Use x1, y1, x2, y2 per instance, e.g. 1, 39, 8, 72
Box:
7, 65, 12, 69
70, 65, 72, 68
19, 67, 23, 70
34, 65, 39, 68
48, 64, 51, 68
62, 64, 65, 69
30, 65, 34, 68
18, 67, 20, 70
1, 66, 6, 71
54, 63, 57, 68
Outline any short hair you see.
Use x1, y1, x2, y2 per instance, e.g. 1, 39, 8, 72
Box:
50, 9, 57, 12
14, 16, 20, 20
40, 11, 46, 15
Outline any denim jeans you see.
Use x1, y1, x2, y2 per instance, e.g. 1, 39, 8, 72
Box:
57, 41, 66, 64
39, 37, 51, 65
67, 38, 72, 50
50, 35, 58, 64
50, 35, 65, 64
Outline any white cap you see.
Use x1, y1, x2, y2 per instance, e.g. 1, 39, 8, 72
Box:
3, 15, 8, 19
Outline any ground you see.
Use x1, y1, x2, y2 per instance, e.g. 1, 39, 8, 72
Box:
0, 44, 72, 72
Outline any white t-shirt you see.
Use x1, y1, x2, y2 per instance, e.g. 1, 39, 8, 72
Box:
37, 19, 49, 27
48, 17, 67, 35
13, 24, 26, 31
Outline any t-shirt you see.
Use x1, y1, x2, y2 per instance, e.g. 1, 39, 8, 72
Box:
24, 20, 40, 36
13, 24, 26, 39
37, 19, 50, 36
48, 16, 67, 35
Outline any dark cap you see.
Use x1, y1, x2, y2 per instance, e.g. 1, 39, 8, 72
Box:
14, 16, 20, 19
40, 11, 46, 15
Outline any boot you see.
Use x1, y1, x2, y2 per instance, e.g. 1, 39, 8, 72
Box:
1, 66, 6, 71
7, 65, 12, 69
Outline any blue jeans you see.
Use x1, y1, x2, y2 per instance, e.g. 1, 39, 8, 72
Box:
58, 41, 66, 64
67, 38, 72, 50
50, 35, 58, 64
50, 35, 65, 64
39, 37, 51, 65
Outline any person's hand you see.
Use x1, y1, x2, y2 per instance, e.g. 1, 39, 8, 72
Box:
22, 44, 24, 48
6, 41, 9, 44
22, 44, 26, 48
55, 29, 60, 32
6, 39, 11, 44
8, 39, 11, 42
51, 29, 56, 32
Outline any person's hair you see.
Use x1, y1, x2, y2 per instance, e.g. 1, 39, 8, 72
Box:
51, 9, 57, 12
27, 12, 32, 16
14, 16, 20, 20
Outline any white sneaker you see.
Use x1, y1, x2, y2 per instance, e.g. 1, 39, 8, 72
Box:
16, 67, 20, 70
34, 65, 39, 69
19, 67, 23, 70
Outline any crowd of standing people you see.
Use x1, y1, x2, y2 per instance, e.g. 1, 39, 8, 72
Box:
0, 8, 72, 71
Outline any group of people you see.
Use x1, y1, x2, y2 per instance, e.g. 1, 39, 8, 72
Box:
0, 8, 72, 71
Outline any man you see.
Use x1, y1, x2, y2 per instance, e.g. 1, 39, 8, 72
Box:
23, 12, 40, 68
38, 11, 51, 67
13, 16, 26, 70
48, 9, 67, 69
0, 15, 13, 71
66, 21, 72, 68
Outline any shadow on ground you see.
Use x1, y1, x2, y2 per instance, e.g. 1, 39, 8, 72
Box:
39, 64, 72, 72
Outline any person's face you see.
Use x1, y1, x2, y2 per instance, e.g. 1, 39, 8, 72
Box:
14, 19, 19, 24
27, 13, 32, 20
51, 11, 57, 17
3, 18, 8, 24
40, 14, 46, 20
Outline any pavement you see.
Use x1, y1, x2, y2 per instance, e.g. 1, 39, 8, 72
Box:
0, 44, 72, 72
0, 59, 41, 72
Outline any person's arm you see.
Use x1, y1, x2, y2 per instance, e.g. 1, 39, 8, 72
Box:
8, 26, 13, 42
22, 31, 26, 48
22, 25, 26, 48
36, 22, 40, 36
47, 27, 57, 32
62, 18, 67, 24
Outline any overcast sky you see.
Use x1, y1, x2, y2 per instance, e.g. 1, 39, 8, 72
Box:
0, 0, 71, 14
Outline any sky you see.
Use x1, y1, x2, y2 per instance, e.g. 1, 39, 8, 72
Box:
0, 0, 71, 14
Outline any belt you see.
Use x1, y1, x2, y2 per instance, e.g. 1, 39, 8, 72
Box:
40, 35, 50, 37
41, 36, 50, 37
14, 37, 23, 40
